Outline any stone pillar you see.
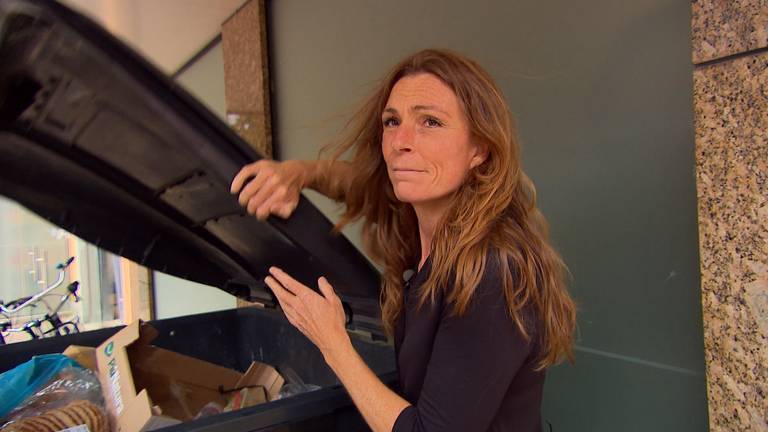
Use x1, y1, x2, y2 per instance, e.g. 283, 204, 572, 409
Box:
692, 2, 768, 431
221, 0, 272, 308
222, 0, 272, 158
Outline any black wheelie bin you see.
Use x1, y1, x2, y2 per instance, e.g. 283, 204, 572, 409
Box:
0, 0, 396, 430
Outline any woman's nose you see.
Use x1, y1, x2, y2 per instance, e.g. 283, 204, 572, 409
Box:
392, 124, 414, 152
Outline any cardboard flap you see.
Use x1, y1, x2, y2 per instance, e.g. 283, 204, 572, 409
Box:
135, 322, 160, 346
123, 390, 154, 431
126, 344, 239, 421
97, 321, 142, 418
128, 345, 242, 389
131, 370, 229, 421
236, 362, 285, 402
123, 390, 181, 432
63, 345, 97, 371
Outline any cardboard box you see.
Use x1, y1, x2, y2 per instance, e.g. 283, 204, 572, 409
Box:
95, 321, 284, 432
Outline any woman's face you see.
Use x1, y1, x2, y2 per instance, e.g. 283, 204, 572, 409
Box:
381, 73, 486, 210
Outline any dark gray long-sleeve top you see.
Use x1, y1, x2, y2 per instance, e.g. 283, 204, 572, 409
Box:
392, 255, 545, 432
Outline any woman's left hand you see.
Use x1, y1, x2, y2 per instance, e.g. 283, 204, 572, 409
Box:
265, 267, 350, 360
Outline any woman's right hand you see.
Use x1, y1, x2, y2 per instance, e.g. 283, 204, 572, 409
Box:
230, 160, 308, 221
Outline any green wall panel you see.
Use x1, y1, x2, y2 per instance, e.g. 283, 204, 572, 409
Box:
268, 0, 707, 429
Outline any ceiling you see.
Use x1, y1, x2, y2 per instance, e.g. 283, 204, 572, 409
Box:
60, 0, 247, 74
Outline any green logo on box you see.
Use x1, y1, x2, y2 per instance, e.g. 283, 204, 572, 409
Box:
104, 341, 114, 357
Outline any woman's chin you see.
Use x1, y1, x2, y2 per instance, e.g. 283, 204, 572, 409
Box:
393, 191, 444, 208
393, 189, 421, 204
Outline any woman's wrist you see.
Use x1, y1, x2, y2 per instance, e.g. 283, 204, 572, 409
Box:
301, 160, 348, 201
298, 160, 314, 189
280, 159, 311, 190
323, 332, 356, 374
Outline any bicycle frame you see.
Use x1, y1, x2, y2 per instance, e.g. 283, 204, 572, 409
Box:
0, 257, 75, 315
0, 258, 81, 345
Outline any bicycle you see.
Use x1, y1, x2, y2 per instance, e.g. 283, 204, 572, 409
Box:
0, 257, 82, 345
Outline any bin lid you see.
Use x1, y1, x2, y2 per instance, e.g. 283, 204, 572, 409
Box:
0, 0, 384, 335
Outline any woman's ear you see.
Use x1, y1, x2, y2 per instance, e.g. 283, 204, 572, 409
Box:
470, 142, 489, 169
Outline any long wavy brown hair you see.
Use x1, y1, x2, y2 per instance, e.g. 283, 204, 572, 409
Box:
324, 49, 576, 369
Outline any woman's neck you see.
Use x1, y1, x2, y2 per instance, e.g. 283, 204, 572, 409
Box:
413, 199, 451, 271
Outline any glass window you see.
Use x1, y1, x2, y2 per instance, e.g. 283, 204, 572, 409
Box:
0, 196, 152, 344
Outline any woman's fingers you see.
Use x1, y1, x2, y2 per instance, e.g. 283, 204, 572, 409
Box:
231, 161, 263, 194
230, 165, 251, 195
265, 276, 306, 327
265, 269, 349, 357
236, 170, 267, 207
269, 267, 313, 298
249, 178, 282, 220
281, 300, 306, 331
265, 275, 315, 339
244, 175, 275, 214
255, 187, 289, 221
317, 277, 336, 301
264, 275, 300, 310
318, 277, 346, 325
231, 161, 282, 218
231, 160, 303, 221
273, 201, 298, 220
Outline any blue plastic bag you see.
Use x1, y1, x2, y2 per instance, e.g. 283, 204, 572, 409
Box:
0, 354, 80, 418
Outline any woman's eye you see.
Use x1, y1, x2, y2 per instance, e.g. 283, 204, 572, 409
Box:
383, 117, 400, 127
425, 117, 442, 128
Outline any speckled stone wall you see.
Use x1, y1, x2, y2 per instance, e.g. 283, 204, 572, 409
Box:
222, 0, 272, 310
222, 0, 272, 158
692, 0, 768, 63
692, 1, 768, 431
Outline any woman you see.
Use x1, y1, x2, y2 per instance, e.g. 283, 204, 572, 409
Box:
230, 49, 576, 432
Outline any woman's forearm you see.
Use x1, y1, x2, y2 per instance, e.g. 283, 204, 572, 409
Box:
325, 339, 410, 432
301, 160, 354, 202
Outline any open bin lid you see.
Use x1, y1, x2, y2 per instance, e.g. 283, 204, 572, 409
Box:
0, 0, 384, 336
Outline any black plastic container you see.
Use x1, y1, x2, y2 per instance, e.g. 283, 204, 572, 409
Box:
0, 307, 397, 431
0, 0, 397, 428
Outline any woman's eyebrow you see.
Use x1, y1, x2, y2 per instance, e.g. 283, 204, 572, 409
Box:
411, 105, 450, 117
382, 105, 452, 117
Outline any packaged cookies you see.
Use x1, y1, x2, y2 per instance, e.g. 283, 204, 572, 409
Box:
1, 400, 108, 432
